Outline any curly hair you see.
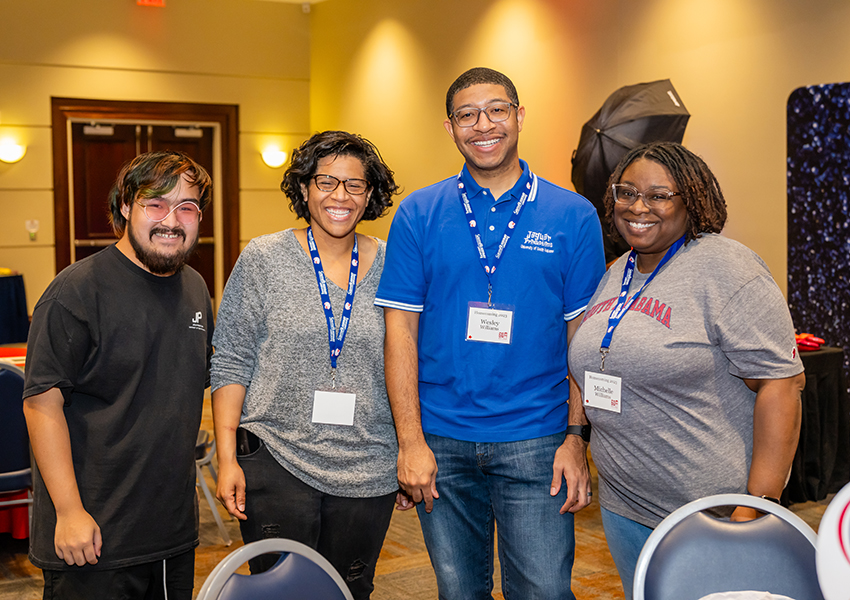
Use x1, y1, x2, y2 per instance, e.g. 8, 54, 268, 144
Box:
603, 141, 727, 245
445, 67, 520, 117
108, 150, 212, 236
281, 131, 399, 223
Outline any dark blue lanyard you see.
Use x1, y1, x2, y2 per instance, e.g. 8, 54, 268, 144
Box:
456, 170, 537, 305
599, 235, 686, 370
306, 227, 359, 373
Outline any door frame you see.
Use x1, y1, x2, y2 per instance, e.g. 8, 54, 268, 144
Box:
50, 97, 240, 295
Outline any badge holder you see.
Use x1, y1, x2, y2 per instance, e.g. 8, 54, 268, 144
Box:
466, 301, 515, 345
312, 387, 356, 426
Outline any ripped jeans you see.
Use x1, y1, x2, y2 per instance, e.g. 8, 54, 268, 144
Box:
237, 437, 396, 600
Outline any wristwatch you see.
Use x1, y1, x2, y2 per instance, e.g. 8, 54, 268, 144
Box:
566, 424, 591, 443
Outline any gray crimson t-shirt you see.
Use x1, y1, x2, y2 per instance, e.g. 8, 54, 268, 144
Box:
568, 234, 803, 528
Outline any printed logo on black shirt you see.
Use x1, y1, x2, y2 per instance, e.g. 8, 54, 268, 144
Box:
189, 311, 205, 332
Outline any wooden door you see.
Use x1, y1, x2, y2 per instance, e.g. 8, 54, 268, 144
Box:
71, 123, 137, 261
51, 98, 241, 305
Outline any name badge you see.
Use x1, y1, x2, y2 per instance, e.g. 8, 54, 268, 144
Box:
466, 302, 514, 344
584, 371, 622, 413
312, 390, 356, 426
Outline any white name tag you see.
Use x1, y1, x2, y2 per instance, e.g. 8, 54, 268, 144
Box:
584, 371, 622, 413
311, 390, 356, 426
466, 303, 514, 344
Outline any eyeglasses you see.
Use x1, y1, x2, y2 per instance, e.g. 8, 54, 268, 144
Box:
312, 174, 370, 195
450, 102, 517, 128
612, 184, 682, 208
135, 200, 202, 224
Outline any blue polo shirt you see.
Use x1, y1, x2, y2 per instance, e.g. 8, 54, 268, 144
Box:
376, 161, 605, 442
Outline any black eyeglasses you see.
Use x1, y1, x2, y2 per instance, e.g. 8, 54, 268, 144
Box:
450, 102, 517, 127
312, 174, 370, 195
612, 184, 682, 208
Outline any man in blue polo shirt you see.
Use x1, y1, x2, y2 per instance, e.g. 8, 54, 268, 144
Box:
375, 67, 605, 599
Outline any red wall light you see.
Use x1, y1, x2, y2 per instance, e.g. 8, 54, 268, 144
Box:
137, 0, 166, 6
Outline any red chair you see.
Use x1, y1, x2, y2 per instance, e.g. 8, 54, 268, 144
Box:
0, 363, 32, 538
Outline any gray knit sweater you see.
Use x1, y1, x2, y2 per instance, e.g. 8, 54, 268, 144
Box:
210, 229, 397, 497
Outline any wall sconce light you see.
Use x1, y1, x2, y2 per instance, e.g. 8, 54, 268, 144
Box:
0, 139, 26, 163
261, 146, 288, 168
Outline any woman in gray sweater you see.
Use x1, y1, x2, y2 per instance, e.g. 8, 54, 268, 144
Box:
210, 131, 401, 599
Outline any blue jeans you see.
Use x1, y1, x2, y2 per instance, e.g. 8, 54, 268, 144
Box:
600, 507, 654, 600
417, 432, 576, 600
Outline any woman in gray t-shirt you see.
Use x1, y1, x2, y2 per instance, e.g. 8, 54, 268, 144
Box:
210, 131, 402, 599
567, 142, 804, 600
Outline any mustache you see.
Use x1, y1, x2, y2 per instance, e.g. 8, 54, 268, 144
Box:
149, 226, 186, 241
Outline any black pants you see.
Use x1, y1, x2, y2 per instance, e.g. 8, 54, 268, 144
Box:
237, 435, 396, 600
42, 549, 194, 600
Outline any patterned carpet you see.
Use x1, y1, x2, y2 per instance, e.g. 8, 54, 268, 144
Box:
0, 471, 628, 600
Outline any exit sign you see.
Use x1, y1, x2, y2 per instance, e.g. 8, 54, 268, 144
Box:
137, 0, 165, 6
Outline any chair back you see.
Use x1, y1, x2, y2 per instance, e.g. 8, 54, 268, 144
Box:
816, 481, 850, 600
0, 363, 30, 491
634, 493, 824, 600
196, 538, 354, 600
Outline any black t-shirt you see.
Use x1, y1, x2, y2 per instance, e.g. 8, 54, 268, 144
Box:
24, 245, 214, 570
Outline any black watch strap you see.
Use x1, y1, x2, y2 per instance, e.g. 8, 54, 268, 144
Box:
566, 424, 591, 443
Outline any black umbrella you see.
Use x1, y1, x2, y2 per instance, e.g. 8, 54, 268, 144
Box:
571, 79, 690, 261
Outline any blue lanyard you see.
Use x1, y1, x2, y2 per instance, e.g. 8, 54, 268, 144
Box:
306, 227, 359, 377
599, 235, 686, 371
456, 170, 537, 305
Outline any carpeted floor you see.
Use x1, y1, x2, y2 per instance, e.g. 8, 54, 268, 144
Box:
0, 395, 832, 599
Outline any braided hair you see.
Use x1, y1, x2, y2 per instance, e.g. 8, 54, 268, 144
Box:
603, 141, 727, 245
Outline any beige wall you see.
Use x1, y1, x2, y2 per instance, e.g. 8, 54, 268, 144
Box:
310, 0, 850, 294
0, 0, 311, 312
3, 0, 849, 312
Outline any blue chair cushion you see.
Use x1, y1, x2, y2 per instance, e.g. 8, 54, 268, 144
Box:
645, 512, 822, 600
218, 551, 350, 600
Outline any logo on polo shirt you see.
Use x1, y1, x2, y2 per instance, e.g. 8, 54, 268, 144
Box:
520, 230, 554, 254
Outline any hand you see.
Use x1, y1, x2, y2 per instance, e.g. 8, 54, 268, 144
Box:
730, 506, 760, 522
54, 508, 102, 566
551, 436, 592, 514
395, 490, 416, 511
216, 461, 248, 521
397, 440, 439, 513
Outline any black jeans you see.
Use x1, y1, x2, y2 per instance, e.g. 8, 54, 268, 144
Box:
237, 433, 396, 600
42, 549, 194, 600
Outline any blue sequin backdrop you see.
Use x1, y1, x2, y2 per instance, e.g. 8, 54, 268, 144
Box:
787, 83, 850, 392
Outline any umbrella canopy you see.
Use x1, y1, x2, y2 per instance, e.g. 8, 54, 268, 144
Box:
571, 79, 690, 261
